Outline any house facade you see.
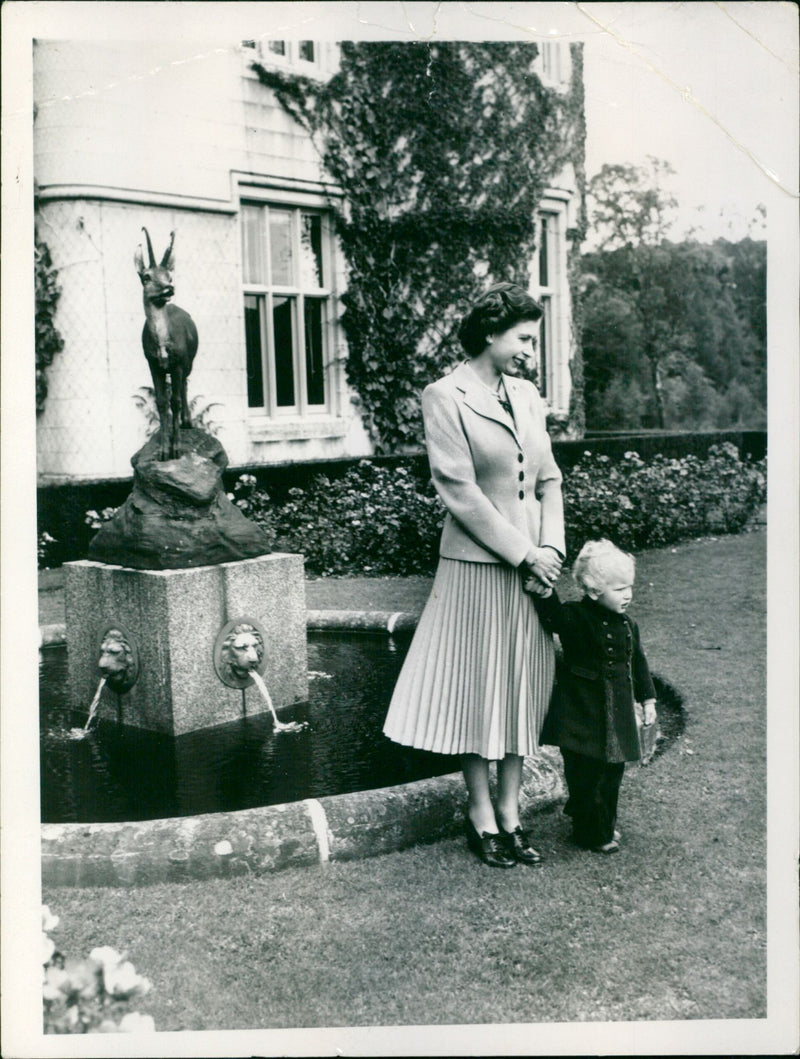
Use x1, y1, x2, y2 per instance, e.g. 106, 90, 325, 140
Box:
34, 38, 583, 484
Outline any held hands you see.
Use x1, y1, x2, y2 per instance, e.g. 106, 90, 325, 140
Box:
524, 546, 563, 587
523, 576, 552, 597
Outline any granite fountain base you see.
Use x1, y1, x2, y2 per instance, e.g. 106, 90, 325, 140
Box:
65, 553, 307, 736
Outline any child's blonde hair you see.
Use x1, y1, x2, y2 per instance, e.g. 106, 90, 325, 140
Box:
572, 539, 636, 595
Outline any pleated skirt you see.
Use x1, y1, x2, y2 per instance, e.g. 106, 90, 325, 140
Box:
382, 559, 556, 759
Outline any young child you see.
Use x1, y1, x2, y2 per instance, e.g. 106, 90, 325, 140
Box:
527, 539, 657, 854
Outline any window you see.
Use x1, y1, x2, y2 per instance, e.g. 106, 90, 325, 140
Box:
536, 213, 560, 399
240, 39, 336, 81
242, 39, 320, 67
242, 203, 333, 416
534, 41, 571, 88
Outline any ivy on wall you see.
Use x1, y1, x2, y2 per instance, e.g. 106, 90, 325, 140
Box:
35, 236, 65, 416
254, 41, 586, 451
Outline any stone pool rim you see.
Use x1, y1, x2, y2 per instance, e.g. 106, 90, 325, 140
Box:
41, 750, 566, 888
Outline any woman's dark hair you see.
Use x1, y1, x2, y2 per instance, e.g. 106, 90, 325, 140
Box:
458, 283, 544, 358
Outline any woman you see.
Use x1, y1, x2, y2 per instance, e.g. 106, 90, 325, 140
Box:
383, 283, 565, 868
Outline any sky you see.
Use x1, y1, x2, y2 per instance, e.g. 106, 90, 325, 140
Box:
579, 2, 797, 244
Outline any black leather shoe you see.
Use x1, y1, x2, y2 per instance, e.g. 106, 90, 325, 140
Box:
465, 820, 516, 868
499, 825, 543, 865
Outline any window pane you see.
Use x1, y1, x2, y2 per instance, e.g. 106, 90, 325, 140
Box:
539, 296, 549, 398
241, 205, 265, 284
299, 213, 324, 289
304, 298, 326, 406
299, 41, 315, 62
268, 41, 286, 55
244, 295, 265, 407
272, 295, 296, 406
538, 216, 549, 288
270, 210, 294, 286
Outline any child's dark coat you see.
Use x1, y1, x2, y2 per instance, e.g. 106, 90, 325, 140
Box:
533, 591, 656, 763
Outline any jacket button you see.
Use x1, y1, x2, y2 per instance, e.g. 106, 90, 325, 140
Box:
606, 633, 612, 639
518, 490, 524, 500
519, 471, 524, 482
518, 453, 523, 462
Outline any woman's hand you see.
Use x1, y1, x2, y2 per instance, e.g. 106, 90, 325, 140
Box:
642, 699, 657, 727
523, 576, 552, 597
523, 546, 562, 588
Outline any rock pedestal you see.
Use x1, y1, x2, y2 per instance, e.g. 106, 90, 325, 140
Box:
88, 428, 269, 570
65, 554, 308, 736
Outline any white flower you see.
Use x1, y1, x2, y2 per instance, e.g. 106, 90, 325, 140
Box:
104, 960, 152, 999
42, 905, 59, 933
119, 1012, 156, 1033
96, 1018, 123, 1032
89, 945, 123, 971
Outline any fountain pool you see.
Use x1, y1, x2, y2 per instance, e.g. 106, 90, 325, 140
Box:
41, 629, 684, 827
40, 630, 460, 824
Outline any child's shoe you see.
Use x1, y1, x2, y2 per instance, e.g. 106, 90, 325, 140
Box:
591, 839, 620, 854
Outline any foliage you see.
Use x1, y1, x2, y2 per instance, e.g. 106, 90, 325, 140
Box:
42, 906, 155, 1034
38, 530, 57, 567
227, 473, 279, 549
563, 443, 766, 555
587, 157, 678, 251
227, 444, 765, 576
84, 507, 119, 531
231, 461, 443, 575
132, 386, 223, 437
35, 237, 65, 415
253, 42, 586, 451
581, 228, 766, 431
589, 377, 649, 430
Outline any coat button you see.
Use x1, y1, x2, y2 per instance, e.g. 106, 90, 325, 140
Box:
606, 633, 612, 639
518, 453, 524, 463
519, 471, 524, 481
518, 490, 524, 500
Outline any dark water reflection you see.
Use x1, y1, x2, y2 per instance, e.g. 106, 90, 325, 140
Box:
40, 631, 460, 824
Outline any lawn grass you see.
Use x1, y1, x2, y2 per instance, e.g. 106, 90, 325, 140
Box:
42, 529, 767, 1030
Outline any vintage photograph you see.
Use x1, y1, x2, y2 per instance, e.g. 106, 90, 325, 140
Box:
2, 2, 797, 1056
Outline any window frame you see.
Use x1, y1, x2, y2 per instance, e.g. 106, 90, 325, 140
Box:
240, 194, 337, 421
535, 211, 560, 400
533, 193, 573, 415
239, 39, 334, 79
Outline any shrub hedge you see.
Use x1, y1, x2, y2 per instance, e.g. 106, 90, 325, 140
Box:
37, 433, 766, 572
225, 441, 765, 576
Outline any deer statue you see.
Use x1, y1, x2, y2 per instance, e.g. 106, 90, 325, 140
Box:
134, 228, 199, 461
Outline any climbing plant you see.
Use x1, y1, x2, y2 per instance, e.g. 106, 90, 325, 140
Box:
253, 41, 586, 451
35, 236, 65, 415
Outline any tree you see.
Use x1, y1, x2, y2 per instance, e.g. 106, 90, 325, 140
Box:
587, 157, 678, 251
581, 161, 766, 431
253, 42, 587, 451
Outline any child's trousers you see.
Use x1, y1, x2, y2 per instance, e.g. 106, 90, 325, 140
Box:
561, 749, 625, 848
